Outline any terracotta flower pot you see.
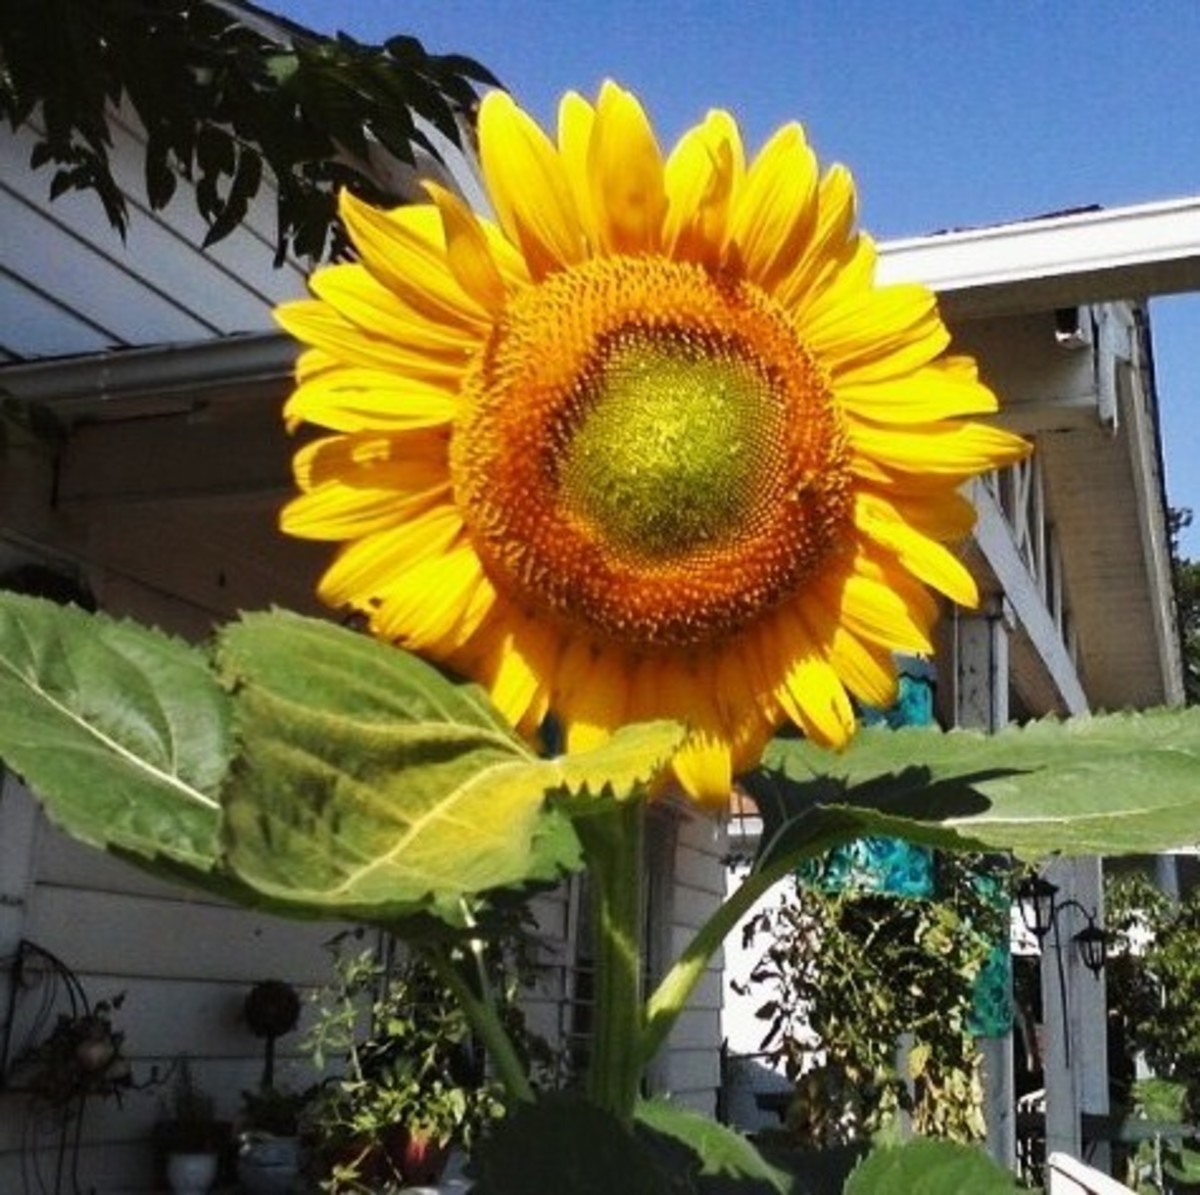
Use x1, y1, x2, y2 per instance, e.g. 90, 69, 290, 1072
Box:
382, 1124, 450, 1186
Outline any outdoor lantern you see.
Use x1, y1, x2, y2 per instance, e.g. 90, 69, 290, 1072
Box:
1073, 921, 1108, 977
1017, 875, 1060, 940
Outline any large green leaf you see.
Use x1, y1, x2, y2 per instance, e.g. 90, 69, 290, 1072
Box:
844, 1138, 1021, 1194
546, 718, 689, 802
746, 711, 1200, 874
635, 1099, 790, 1192
216, 613, 682, 921
472, 1095, 790, 1193
471, 1095, 677, 1195
0, 592, 229, 871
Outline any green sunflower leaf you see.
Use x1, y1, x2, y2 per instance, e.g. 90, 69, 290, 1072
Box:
0, 592, 229, 872
747, 710, 1200, 875
217, 611, 584, 921
471, 1094, 677, 1195
546, 719, 689, 801
844, 1137, 1022, 1194
634, 1098, 790, 1192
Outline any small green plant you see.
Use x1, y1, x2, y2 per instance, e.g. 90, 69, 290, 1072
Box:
156, 1057, 226, 1155
240, 1083, 309, 1137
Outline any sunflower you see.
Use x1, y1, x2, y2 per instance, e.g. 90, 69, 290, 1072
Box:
276, 82, 1029, 806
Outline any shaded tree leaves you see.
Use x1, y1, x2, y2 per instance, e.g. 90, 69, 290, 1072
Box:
0, 0, 500, 261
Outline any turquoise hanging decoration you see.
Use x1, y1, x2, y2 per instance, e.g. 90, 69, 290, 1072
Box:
798, 661, 935, 898
965, 867, 1014, 1038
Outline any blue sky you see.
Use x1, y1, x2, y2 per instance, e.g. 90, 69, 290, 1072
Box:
276, 0, 1200, 551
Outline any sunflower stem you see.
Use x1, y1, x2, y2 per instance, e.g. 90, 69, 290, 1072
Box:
578, 796, 646, 1123
420, 941, 535, 1106
640, 857, 794, 1068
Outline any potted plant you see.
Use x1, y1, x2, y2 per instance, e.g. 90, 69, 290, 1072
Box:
303, 943, 507, 1191
154, 1058, 229, 1195
237, 980, 310, 1194
237, 1083, 311, 1194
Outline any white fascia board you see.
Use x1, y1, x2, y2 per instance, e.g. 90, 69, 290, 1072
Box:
878, 196, 1200, 317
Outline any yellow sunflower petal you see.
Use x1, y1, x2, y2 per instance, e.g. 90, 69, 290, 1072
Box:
338, 192, 491, 331
589, 81, 667, 255
642, 657, 732, 805
292, 429, 448, 488
276, 300, 465, 380
283, 481, 449, 541
855, 491, 979, 608
560, 642, 630, 754
813, 555, 938, 655
773, 612, 856, 748
309, 264, 480, 357
672, 728, 734, 808
371, 539, 493, 653
558, 90, 599, 247
850, 419, 1032, 477
285, 431, 448, 539
805, 283, 949, 378
478, 89, 587, 278
774, 164, 859, 310
317, 504, 462, 609
724, 122, 818, 291
837, 356, 998, 424
830, 634, 899, 712
477, 615, 556, 733
859, 481, 979, 542
713, 639, 780, 770
283, 368, 458, 434
423, 182, 509, 315
663, 109, 743, 268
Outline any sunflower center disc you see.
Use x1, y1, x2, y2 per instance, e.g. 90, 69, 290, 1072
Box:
454, 256, 853, 648
558, 332, 781, 560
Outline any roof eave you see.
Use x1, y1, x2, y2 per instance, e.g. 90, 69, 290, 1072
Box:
878, 196, 1200, 318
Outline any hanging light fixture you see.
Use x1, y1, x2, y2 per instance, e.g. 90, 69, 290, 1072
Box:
1017, 875, 1060, 940
1072, 920, 1108, 977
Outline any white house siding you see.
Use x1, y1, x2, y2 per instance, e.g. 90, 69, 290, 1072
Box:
652, 814, 729, 1115
0, 779, 349, 1194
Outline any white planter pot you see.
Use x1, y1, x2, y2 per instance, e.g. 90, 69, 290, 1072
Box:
166, 1150, 219, 1195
